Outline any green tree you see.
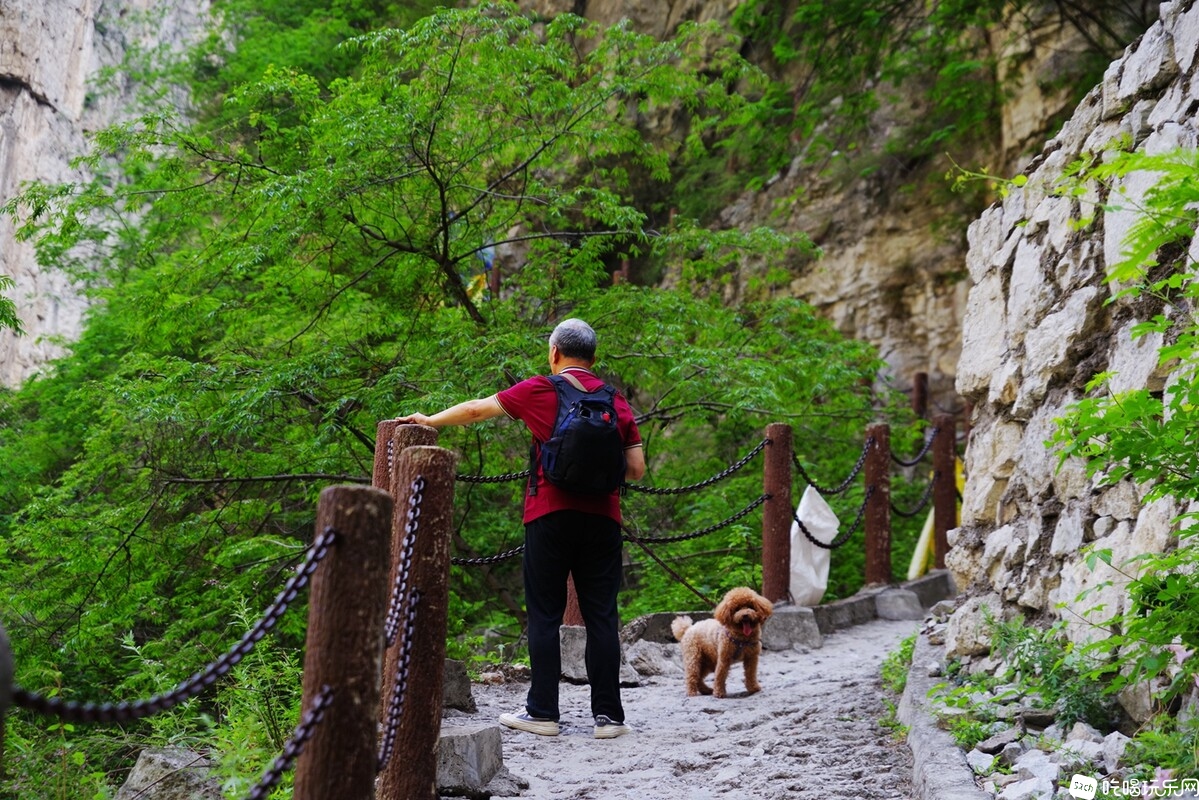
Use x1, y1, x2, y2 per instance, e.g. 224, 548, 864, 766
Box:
0, 4, 905, 793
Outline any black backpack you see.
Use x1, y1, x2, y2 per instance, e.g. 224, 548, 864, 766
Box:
530, 372, 627, 496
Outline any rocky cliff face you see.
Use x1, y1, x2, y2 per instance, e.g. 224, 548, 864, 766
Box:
946, 1, 1197, 721
0, 0, 208, 386
526, 0, 1149, 405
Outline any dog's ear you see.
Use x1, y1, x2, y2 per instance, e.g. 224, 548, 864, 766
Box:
713, 594, 734, 627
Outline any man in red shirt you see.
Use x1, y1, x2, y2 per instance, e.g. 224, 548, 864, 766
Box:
396, 318, 645, 739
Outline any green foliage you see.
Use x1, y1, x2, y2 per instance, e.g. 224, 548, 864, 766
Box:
191, 0, 447, 102
0, 273, 22, 334
881, 632, 916, 694
1126, 715, 1199, 782
715, 2, 1149, 196
988, 615, 1117, 729
947, 716, 996, 751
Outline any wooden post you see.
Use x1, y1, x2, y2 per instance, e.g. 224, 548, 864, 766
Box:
932, 414, 956, 570
489, 263, 501, 298
912, 372, 929, 418
863, 423, 892, 586
761, 423, 793, 604
377, 423, 441, 738
373, 419, 398, 491
375, 423, 439, 494
564, 575, 584, 626
376, 446, 458, 800
294, 485, 394, 800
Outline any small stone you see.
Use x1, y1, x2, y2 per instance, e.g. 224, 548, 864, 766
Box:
999, 741, 1026, 766
977, 727, 1023, 754
967, 748, 997, 774
1019, 708, 1057, 728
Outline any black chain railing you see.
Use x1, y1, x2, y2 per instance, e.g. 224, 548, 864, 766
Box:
385, 476, 425, 647
792, 438, 872, 496
13, 527, 337, 724
456, 469, 530, 484
625, 437, 770, 496
451, 545, 524, 566
793, 485, 875, 550
891, 472, 938, 518
623, 494, 769, 545
378, 591, 420, 773
245, 685, 334, 800
452, 438, 770, 496
891, 427, 939, 467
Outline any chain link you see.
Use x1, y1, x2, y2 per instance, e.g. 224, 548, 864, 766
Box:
625, 438, 770, 496
793, 437, 872, 496
455, 470, 530, 484
891, 426, 940, 467
385, 476, 425, 647
13, 528, 337, 724
378, 591, 420, 774
624, 494, 769, 545
891, 471, 938, 518
244, 685, 334, 800
451, 545, 524, 566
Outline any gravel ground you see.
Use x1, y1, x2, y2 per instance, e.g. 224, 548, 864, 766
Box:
448, 617, 921, 800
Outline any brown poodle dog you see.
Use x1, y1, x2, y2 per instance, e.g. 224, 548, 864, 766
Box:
671, 587, 774, 698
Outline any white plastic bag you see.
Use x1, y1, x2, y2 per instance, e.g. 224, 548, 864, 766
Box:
789, 485, 838, 606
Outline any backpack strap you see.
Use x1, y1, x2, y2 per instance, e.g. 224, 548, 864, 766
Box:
558, 371, 587, 392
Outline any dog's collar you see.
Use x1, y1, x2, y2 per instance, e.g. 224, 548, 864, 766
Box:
724, 629, 758, 655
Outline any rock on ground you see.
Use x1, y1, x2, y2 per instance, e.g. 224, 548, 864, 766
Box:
445, 617, 919, 800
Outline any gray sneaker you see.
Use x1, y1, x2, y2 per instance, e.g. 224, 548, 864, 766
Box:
593, 715, 631, 739
499, 710, 560, 736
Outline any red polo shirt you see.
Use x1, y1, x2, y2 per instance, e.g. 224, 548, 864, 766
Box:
495, 367, 641, 524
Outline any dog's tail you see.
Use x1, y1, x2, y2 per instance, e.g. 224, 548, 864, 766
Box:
670, 615, 693, 642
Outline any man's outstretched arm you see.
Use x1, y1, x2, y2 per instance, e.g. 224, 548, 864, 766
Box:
395, 396, 504, 429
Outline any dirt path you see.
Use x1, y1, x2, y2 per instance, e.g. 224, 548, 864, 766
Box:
448, 617, 921, 800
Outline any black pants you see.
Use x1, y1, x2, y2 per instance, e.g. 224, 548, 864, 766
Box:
523, 510, 624, 723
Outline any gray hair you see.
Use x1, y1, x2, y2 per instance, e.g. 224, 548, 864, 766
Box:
549, 318, 597, 360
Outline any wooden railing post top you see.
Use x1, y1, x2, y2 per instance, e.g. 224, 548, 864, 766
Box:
765, 422, 793, 439
318, 483, 394, 507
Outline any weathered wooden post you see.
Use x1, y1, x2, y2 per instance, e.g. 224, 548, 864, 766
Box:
932, 414, 957, 570
489, 263, 501, 298
377, 423, 440, 740
294, 485, 394, 800
377, 445, 458, 800
373, 419, 399, 491
564, 576, 584, 626
911, 372, 929, 418
761, 423, 793, 604
374, 420, 438, 493
863, 424, 892, 586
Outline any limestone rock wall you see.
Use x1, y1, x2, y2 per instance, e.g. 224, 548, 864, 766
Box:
0, 0, 208, 387
947, 0, 1197, 711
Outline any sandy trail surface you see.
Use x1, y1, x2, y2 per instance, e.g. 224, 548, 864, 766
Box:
447, 617, 921, 800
